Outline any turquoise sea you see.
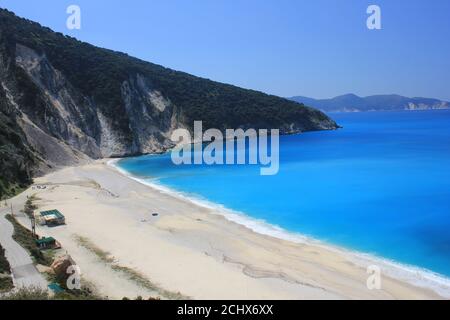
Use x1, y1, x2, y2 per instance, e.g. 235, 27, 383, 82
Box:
116, 110, 450, 290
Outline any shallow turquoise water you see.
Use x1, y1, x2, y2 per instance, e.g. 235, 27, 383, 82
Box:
118, 110, 450, 278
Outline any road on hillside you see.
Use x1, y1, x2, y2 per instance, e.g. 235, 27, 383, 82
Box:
0, 206, 47, 290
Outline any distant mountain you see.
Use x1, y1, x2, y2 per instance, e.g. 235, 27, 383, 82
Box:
289, 94, 450, 113
0, 9, 338, 199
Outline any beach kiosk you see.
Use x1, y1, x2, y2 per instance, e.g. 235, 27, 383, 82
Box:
36, 237, 61, 250
39, 210, 66, 226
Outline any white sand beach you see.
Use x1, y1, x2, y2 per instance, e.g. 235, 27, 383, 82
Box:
7, 160, 445, 300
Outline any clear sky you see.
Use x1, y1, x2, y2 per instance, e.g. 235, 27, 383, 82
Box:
1, 0, 449, 100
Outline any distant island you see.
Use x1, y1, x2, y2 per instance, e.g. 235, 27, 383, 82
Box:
289, 94, 450, 113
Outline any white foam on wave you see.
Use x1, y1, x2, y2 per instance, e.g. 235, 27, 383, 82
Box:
108, 159, 450, 298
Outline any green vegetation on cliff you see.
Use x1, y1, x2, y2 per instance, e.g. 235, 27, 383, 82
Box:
0, 87, 35, 200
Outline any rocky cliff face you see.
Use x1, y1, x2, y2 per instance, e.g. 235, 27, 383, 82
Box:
12, 43, 185, 160
0, 9, 338, 198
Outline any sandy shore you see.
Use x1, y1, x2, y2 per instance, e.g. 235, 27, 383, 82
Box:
8, 160, 445, 300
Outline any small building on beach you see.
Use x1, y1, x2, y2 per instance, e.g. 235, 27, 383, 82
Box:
39, 210, 66, 226
36, 237, 61, 250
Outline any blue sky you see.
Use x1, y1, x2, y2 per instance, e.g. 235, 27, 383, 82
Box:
1, 0, 449, 100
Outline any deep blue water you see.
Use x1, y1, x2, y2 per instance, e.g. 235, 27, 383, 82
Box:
118, 110, 450, 278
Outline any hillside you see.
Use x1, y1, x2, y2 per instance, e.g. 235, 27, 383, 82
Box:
289, 94, 450, 113
0, 8, 338, 198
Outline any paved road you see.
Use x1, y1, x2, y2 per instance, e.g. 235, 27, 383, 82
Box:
0, 206, 47, 290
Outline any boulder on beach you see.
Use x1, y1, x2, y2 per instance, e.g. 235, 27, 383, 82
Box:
51, 255, 76, 281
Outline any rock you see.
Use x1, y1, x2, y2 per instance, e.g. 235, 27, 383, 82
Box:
51, 255, 76, 280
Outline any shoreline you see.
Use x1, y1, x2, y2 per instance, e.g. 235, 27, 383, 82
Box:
8, 160, 446, 299
109, 158, 450, 298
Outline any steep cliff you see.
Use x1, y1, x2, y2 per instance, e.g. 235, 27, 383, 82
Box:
0, 9, 338, 198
